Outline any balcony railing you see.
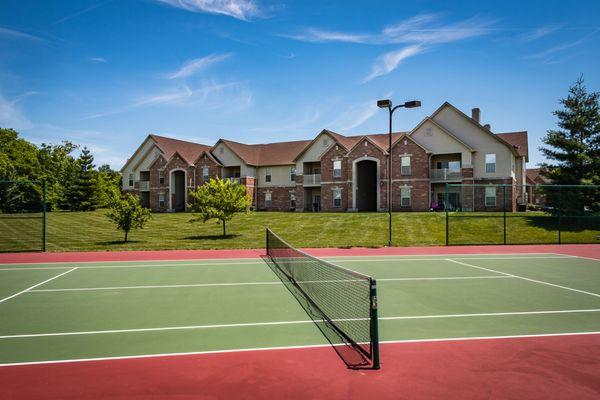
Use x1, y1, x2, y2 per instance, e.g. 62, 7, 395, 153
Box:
138, 181, 150, 191
303, 174, 321, 186
431, 168, 462, 181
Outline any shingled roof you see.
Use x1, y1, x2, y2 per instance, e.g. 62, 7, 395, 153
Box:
526, 168, 551, 184
218, 139, 313, 166
496, 131, 529, 160
150, 134, 212, 165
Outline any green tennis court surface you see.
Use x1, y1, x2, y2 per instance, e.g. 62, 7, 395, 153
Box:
1, 252, 599, 366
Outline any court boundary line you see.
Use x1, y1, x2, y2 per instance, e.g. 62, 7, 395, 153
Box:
0, 268, 77, 304
0, 255, 575, 271
28, 275, 512, 293
2, 308, 599, 340
548, 253, 600, 262
446, 258, 600, 299
0, 253, 571, 266
1, 330, 599, 368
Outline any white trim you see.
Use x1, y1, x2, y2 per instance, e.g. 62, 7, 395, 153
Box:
2, 331, 598, 367
169, 168, 188, 211
446, 258, 600, 298
0, 268, 77, 304
351, 156, 381, 210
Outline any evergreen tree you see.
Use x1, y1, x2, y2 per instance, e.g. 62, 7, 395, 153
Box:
540, 77, 600, 185
539, 77, 600, 215
63, 147, 99, 211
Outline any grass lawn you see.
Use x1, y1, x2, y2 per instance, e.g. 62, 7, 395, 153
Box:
1, 210, 598, 252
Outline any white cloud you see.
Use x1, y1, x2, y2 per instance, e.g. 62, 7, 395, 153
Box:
90, 57, 107, 63
517, 25, 562, 43
0, 92, 38, 130
281, 28, 370, 43
364, 45, 426, 82
0, 26, 45, 42
155, 0, 260, 21
525, 38, 586, 60
166, 53, 232, 79
84, 81, 247, 119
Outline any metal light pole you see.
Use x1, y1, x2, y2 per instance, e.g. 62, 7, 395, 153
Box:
377, 99, 421, 247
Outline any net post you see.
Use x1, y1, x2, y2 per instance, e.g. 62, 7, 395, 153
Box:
42, 179, 47, 252
557, 186, 562, 245
370, 278, 380, 370
265, 227, 269, 256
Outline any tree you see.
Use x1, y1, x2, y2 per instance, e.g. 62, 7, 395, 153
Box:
63, 147, 99, 211
96, 164, 122, 208
188, 178, 251, 236
106, 193, 151, 242
540, 77, 600, 185
539, 77, 600, 215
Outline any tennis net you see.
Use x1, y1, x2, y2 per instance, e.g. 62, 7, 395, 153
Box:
265, 228, 380, 369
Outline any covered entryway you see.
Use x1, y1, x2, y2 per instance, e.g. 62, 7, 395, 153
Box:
171, 170, 186, 211
356, 160, 377, 211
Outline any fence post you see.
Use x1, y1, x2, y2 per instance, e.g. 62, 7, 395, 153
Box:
42, 179, 47, 252
445, 183, 449, 246
503, 185, 507, 245
557, 186, 562, 244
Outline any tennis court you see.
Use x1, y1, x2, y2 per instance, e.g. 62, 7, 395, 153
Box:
1, 243, 599, 399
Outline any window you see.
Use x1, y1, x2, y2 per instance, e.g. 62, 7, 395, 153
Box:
265, 168, 272, 183
290, 167, 296, 182
158, 170, 164, 185
485, 154, 496, 173
158, 193, 165, 208
448, 161, 461, 171
333, 160, 342, 177
401, 187, 411, 207
202, 167, 209, 181
485, 186, 496, 206
333, 188, 342, 208
401, 156, 411, 175
128, 173, 134, 187
265, 192, 272, 208
290, 192, 296, 209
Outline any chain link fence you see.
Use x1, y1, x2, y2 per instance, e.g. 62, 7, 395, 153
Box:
0, 180, 46, 252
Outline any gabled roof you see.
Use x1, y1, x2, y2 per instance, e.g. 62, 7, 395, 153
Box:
194, 150, 222, 166
409, 117, 475, 151
215, 138, 312, 166
430, 102, 524, 158
526, 168, 551, 184
150, 134, 212, 166
496, 131, 529, 161
391, 133, 432, 153
346, 132, 407, 154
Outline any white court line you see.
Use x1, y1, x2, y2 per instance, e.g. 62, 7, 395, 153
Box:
548, 253, 600, 262
1, 330, 600, 368
0, 256, 573, 272
28, 275, 512, 293
447, 258, 600, 299
1, 308, 599, 340
0, 268, 77, 304
0, 252, 568, 266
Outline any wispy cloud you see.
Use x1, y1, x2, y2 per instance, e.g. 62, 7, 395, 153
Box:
328, 99, 381, 131
0, 26, 45, 42
155, 0, 260, 21
282, 13, 494, 81
166, 53, 232, 79
281, 28, 370, 43
52, 0, 114, 25
84, 80, 246, 119
0, 91, 39, 130
517, 25, 562, 43
364, 45, 426, 82
90, 57, 107, 63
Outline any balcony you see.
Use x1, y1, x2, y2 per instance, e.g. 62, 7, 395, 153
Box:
226, 177, 241, 184
431, 168, 462, 182
138, 181, 150, 191
303, 174, 321, 186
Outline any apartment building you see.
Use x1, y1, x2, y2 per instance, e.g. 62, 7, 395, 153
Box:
121, 102, 529, 212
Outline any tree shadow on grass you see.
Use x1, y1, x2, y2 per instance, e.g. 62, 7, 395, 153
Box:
184, 234, 241, 241
96, 240, 143, 245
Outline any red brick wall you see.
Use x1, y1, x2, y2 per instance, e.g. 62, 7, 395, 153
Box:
320, 144, 350, 182
321, 183, 350, 211
294, 175, 304, 211
390, 137, 429, 180
392, 181, 429, 211
149, 156, 168, 211
194, 153, 222, 185
164, 154, 195, 210
256, 187, 295, 211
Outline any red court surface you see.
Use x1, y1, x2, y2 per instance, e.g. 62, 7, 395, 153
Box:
1, 333, 599, 400
0, 243, 598, 264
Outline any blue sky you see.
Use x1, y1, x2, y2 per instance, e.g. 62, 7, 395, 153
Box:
1, 0, 599, 168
